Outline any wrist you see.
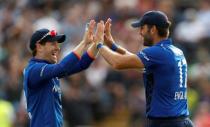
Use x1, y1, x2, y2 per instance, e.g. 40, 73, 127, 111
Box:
81, 40, 89, 45
96, 42, 103, 49
111, 43, 118, 51
72, 51, 81, 60
86, 50, 95, 60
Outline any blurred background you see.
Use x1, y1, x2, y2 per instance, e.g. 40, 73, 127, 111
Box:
0, 0, 210, 127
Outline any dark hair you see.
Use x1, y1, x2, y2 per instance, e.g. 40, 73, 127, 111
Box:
32, 41, 47, 56
147, 22, 171, 37
156, 26, 169, 37
32, 49, 37, 56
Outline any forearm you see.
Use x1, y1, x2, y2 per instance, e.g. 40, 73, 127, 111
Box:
106, 42, 126, 54
66, 52, 94, 75
115, 45, 127, 54
68, 43, 98, 74
98, 44, 144, 70
72, 41, 89, 58
57, 42, 97, 77
98, 45, 123, 69
86, 43, 98, 58
59, 52, 80, 69
59, 44, 96, 76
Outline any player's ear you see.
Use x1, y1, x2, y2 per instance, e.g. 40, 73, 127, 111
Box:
36, 42, 44, 52
151, 25, 157, 34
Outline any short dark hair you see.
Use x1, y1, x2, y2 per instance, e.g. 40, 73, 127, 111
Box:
147, 24, 170, 37
156, 25, 170, 37
31, 41, 47, 56
32, 49, 37, 56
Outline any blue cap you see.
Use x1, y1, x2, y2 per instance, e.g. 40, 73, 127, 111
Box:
30, 28, 66, 50
131, 11, 170, 28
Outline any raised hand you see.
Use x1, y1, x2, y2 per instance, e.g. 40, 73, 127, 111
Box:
94, 20, 105, 44
82, 20, 96, 45
72, 20, 96, 57
104, 18, 114, 47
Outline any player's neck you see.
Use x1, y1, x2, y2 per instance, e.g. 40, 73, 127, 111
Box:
154, 36, 168, 44
34, 53, 45, 60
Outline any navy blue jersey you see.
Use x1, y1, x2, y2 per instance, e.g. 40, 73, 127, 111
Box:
137, 39, 189, 118
23, 52, 94, 127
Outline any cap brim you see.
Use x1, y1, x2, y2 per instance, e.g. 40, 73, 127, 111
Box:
131, 21, 141, 28
131, 17, 145, 28
48, 34, 66, 43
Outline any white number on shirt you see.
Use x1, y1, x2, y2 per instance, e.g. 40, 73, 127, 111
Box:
178, 59, 187, 88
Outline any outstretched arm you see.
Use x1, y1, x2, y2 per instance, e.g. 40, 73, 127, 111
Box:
98, 45, 144, 69
94, 20, 144, 70
65, 43, 98, 75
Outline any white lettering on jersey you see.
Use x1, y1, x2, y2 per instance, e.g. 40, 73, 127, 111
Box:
140, 51, 150, 61
52, 79, 61, 93
174, 91, 187, 100
52, 85, 61, 93
168, 45, 183, 56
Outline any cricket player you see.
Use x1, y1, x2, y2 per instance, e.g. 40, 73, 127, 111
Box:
94, 11, 194, 127
23, 20, 97, 127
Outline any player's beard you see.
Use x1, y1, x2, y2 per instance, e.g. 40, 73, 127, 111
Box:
143, 30, 154, 46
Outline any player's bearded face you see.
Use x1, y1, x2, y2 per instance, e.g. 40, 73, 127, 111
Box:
140, 25, 154, 46
42, 42, 60, 64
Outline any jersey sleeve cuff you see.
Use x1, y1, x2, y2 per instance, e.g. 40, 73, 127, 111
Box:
72, 51, 81, 60
86, 51, 95, 60
136, 52, 147, 67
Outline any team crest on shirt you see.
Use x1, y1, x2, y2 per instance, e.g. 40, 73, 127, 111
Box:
52, 78, 62, 101
52, 78, 61, 93
52, 85, 61, 93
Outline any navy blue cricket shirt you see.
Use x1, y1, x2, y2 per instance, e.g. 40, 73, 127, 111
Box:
137, 39, 189, 118
23, 52, 94, 127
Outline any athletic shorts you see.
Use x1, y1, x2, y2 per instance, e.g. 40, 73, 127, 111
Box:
146, 116, 194, 127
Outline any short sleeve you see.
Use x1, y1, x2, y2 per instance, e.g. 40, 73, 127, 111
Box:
136, 47, 163, 68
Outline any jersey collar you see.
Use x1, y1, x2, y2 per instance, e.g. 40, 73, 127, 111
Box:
30, 57, 51, 64
155, 38, 172, 46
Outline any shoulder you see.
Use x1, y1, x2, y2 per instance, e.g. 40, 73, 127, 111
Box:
25, 62, 49, 77
136, 46, 165, 67
140, 45, 167, 58
137, 45, 176, 65
167, 45, 184, 56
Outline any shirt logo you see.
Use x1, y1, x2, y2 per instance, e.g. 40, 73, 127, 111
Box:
52, 85, 61, 93
52, 79, 61, 93
28, 112, 32, 119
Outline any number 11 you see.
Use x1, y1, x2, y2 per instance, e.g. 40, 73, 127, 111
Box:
178, 59, 187, 88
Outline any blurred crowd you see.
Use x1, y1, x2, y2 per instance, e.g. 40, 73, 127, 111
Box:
0, 0, 210, 127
